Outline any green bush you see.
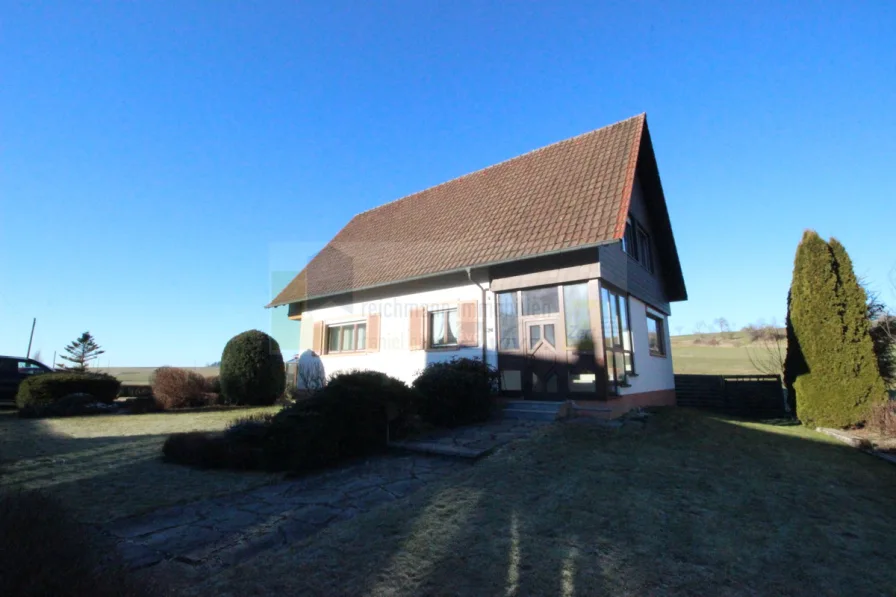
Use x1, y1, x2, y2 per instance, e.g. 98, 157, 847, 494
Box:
163, 370, 417, 472
785, 231, 887, 427
0, 490, 150, 597
18, 394, 118, 419
412, 357, 498, 427
16, 372, 121, 409
219, 330, 285, 406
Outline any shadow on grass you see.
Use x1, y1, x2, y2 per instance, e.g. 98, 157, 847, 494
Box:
212, 407, 896, 597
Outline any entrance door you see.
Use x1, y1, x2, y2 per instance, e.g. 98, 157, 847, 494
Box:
525, 319, 562, 398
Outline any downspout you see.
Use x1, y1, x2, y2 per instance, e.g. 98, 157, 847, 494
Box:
466, 267, 488, 366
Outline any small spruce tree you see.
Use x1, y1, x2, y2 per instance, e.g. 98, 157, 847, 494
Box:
57, 332, 105, 373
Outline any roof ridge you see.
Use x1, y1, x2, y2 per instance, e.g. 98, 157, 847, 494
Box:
351, 112, 646, 219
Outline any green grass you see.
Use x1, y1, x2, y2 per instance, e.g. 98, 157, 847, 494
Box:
181, 409, 896, 596
671, 332, 766, 375
0, 407, 280, 523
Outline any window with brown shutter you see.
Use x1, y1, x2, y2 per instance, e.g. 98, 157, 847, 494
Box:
458, 300, 479, 347
366, 313, 380, 352
409, 307, 426, 350
312, 321, 324, 355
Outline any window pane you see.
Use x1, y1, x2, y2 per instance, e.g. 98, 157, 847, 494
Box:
624, 221, 637, 258
498, 293, 519, 350
569, 370, 597, 393
341, 326, 355, 351
521, 287, 559, 316
606, 349, 617, 382
624, 351, 633, 374
648, 316, 664, 355
431, 311, 446, 346
601, 288, 613, 347
529, 325, 541, 349
618, 295, 631, 351
446, 310, 458, 344
544, 324, 555, 347
357, 323, 367, 350
563, 283, 592, 350
328, 326, 340, 352
609, 293, 620, 347
614, 351, 626, 385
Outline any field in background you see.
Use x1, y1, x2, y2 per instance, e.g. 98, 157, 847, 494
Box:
671, 332, 764, 375
94, 332, 764, 384
93, 366, 219, 385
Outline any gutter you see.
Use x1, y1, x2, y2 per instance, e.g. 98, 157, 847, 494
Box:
466, 267, 489, 366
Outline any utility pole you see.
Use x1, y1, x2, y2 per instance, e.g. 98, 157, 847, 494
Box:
26, 318, 36, 359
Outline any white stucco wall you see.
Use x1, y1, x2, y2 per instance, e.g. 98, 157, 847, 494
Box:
298, 282, 497, 386
619, 296, 674, 394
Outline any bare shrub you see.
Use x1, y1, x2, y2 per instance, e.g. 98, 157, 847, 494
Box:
868, 402, 896, 436
151, 367, 211, 410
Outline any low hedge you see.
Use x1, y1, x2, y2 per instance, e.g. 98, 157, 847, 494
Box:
163, 370, 418, 472
16, 373, 121, 409
412, 357, 498, 427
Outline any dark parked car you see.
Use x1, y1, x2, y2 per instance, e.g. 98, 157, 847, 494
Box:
0, 356, 53, 405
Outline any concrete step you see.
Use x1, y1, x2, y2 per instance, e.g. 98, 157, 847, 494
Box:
502, 401, 563, 421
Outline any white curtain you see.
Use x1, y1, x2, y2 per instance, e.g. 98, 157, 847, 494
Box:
432, 311, 446, 345
447, 310, 459, 343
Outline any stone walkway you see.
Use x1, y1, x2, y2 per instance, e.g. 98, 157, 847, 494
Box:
390, 418, 549, 457
107, 454, 467, 569
106, 418, 550, 570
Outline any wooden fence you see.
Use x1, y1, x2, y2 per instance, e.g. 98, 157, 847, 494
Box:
675, 374, 789, 419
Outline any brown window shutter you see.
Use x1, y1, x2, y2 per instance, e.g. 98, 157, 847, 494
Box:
409, 307, 425, 350
458, 300, 479, 347
312, 321, 325, 355
366, 314, 380, 352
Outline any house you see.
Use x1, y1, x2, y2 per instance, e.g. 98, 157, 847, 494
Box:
268, 113, 687, 417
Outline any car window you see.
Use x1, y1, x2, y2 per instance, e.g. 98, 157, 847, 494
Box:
17, 361, 46, 375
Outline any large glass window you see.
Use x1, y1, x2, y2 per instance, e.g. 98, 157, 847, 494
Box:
647, 312, 666, 356
327, 322, 367, 353
498, 292, 520, 350
601, 285, 634, 393
521, 287, 559, 316
563, 283, 593, 351
430, 309, 459, 348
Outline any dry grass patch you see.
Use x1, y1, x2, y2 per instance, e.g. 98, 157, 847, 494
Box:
0, 408, 280, 523
185, 409, 896, 597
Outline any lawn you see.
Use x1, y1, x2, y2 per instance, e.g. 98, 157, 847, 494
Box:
0, 408, 280, 523
181, 409, 896, 597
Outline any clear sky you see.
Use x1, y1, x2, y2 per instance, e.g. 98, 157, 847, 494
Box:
2, 1, 894, 366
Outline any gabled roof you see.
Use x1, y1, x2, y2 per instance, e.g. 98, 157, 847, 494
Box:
270, 113, 685, 307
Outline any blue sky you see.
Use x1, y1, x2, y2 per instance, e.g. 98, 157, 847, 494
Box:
2, 1, 894, 366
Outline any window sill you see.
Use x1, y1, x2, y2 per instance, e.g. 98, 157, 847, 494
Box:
649, 351, 668, 358
426, 345, 460, 352
324, 350, 369, 357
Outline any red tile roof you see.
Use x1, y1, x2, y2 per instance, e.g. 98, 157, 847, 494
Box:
270, 114, 646, 307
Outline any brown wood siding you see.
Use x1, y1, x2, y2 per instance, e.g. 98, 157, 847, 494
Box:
366, 313, 380, 352
312, 321, 324, 354
409, 307, 426, 350
458, 300, 479, 347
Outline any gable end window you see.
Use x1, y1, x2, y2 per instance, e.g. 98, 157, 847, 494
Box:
430, 308, 459, 348
646, 312, 666, 356
326, 322, 367, 354
622, 217, 654, 273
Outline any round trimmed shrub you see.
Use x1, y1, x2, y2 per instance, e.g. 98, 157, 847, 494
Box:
412, 357, 498, 427
219, 330, 285, 406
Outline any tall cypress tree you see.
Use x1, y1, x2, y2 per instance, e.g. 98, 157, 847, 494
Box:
828, 238, 887, 414
786, 231, 886, 427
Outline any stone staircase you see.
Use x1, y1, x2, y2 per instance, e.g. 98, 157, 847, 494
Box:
502, 400, 565, 421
